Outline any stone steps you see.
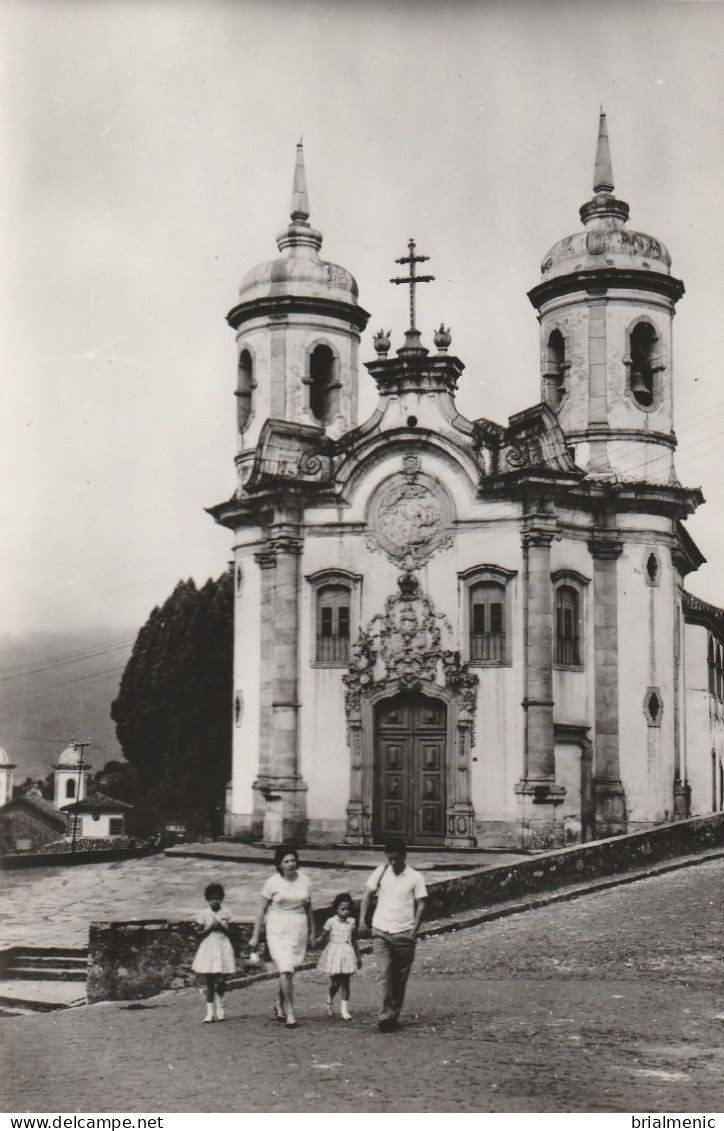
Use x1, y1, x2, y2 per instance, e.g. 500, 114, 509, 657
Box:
8, 965, 87, 982
4, 946, 88, 986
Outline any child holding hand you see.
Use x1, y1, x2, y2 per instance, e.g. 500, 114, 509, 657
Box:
316, 892, 361, 1020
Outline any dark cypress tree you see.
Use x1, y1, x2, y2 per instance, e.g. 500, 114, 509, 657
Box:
111, 572, 233, 836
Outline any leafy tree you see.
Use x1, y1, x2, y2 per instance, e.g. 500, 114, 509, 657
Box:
111, 572, 233, 836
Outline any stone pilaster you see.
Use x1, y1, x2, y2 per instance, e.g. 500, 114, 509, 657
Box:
672, 592, 690, 820
589, 532, 627, 836
252, 528, 308, 844
250, 547, 276, 838
344, 710, 369, 846
447, 708, 476, 847
516, 516, 565, 849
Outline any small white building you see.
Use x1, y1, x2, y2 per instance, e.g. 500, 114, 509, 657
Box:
60, 791, 131, 842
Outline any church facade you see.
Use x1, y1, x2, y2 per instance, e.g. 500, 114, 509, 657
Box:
210, 116, 723, 849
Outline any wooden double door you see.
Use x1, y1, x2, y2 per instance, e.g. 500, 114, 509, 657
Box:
373, 692, 447, 845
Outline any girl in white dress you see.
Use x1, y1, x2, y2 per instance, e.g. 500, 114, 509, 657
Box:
249, 845, 314, 1029
316, 892, 361, 1020
191, 883, 236, 1023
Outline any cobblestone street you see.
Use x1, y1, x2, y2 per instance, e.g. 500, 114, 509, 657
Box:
1, 857, 722, 1113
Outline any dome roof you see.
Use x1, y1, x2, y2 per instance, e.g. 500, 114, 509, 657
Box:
57, 743, 83, 767
541, 223, 672, 282
540, 112, 672, 283
238, 254, 359, 305
0, 746, 13, 766
236, 142, 359, 307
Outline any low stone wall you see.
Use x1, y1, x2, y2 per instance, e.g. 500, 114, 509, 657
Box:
87, 921, 256, 1003
87, 813, 724, 1003
423, 811, 724, 919
0, 848, 151, 871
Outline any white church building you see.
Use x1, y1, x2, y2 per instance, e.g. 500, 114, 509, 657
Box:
210, 115, 724, 849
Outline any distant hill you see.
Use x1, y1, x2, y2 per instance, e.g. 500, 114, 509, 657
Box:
0, 628, 137, 781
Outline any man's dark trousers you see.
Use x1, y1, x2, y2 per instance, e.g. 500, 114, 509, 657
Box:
372, 928, 416, 1022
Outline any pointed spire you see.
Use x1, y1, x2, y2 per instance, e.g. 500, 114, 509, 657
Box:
290, 139, 310, 224
593, 109, 614, 194
277, 141, 322, 257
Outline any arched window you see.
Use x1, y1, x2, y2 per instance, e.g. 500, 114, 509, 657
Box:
555, 586, 580, 665
628, 322, 659, 408
236, 348, 255, 433
543, 328, 568, 408
316, 584, 351, 663
717, 642, 724, 702
309, 345, 338, 424
469, 582, 505, 663
65, 779, 76, 799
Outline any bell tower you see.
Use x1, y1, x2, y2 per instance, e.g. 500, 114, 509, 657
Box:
226, 143, 369, 492
528, 112, 685, 485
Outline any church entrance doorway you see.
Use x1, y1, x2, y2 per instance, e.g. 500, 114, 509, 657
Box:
373, 691, 447, 846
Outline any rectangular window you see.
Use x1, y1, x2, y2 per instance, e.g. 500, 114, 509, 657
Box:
489, 603, 503, 636
320, 606, 334, 638
316, 585, 351, 663
109, 818, 124, 836
555, 587, 581, 666
68, 816, 83, 839
338, 606, 350, 640
470, 584, 505, 663
472, 603, 485, 637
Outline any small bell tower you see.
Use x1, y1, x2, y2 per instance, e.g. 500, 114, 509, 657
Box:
528, 112, 685, 484
53, 740, 90, 809
226, 143, 369, 491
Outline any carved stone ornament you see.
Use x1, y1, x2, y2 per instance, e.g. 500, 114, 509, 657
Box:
366, 455, 455, 569
343, 572, 478, 725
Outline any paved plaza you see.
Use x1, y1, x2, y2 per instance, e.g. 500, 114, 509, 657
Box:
1, 858, 722, 1113
0, 847, 521, 949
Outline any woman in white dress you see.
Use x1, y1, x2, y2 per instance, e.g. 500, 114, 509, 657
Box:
249, 845, 314, 1028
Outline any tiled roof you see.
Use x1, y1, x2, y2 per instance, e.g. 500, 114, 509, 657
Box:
59, 791, 132, 814
0, 794, 66, 828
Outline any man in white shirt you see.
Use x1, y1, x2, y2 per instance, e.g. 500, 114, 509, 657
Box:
358, 838, 428, 1031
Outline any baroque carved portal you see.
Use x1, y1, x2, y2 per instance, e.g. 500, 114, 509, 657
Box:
343, 572, 478, 847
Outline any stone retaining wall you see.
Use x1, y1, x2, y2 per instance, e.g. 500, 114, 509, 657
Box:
423, 811, 724, 918
87, 812, 724, 1003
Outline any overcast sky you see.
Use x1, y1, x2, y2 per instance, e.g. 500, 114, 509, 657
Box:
3, 0, 724, 646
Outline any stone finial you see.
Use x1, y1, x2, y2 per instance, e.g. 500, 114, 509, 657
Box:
373, 328, 392, 356
593, 109, 614, 194
433, 323, 452, 353
290, 139, 310, 223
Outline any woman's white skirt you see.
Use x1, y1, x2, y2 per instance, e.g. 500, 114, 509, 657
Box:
266, 910, 307, 973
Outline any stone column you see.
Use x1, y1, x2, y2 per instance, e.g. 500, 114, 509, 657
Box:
671, 574, 689, 819
251, 547, 276, 838
589, 533, 627, 836
253, 524, 308, 844
516, 517, 565, 848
